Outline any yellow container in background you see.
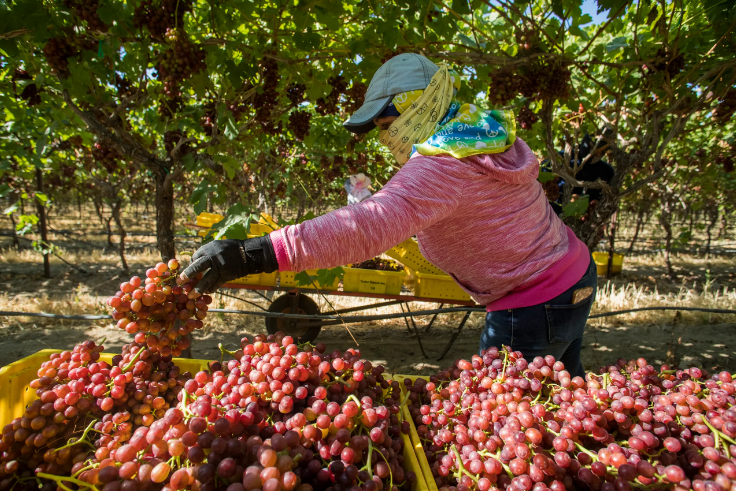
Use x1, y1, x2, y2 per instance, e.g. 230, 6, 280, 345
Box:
592, 252, 624, 276
386, 238, 444, 275
414, 272, 471, 301
279, 270, 340, 290
0, 350, 208, 428
229, 271, 278, 287
342, 268, 405, 295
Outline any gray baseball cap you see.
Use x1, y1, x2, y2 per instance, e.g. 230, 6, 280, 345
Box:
343, 53, 439, 134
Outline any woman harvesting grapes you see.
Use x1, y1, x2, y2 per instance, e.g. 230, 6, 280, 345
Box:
183, 54, 597, 377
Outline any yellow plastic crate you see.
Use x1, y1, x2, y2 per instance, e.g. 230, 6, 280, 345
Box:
396, 374, 438, 491
592, 252, 624, 276
378, 374, 430, 491
342, 268, 405, 295
279, 270, 340, 290
0, 350, 208, 429
414, 272, 471, 301
0, 354, 429, 491
386, 238, 444, 276
228, 271, 278, 287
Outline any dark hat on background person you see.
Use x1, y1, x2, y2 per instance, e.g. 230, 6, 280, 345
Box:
343, 53, 439, 134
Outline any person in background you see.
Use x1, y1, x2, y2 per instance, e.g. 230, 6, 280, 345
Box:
344, 173, 373, 204
543, 134, 615, 215
181, 53, 597, 377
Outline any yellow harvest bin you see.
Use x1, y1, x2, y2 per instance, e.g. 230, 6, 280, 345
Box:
0, 350, 208, 428
386, 238, 444, 275
279, 270, 340, 290
414, 272, 471, 301
592, 252, 624, 276
342, 268, 405, 295
397, 374, 438, 491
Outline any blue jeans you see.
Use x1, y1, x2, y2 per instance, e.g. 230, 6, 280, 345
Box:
480, 254, 597, 378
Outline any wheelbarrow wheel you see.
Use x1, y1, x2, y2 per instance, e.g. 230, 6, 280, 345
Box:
265, 293, 322, 343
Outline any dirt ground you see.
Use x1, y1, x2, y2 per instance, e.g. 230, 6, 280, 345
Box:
1, 206, 735, 376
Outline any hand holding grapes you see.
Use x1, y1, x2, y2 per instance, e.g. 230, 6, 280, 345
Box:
182, 235, 278, 293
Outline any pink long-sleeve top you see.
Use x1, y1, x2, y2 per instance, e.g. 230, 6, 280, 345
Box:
270, 138, 590, 311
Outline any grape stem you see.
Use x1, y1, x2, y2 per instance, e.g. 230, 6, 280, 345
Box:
449, 445, 479, 484
122, 347, 144, 372
375, 440, 395, 489
54, 418, 98, 452
702, 415, 736, 458
364, 437, 374, 478
38, 473, 100, 491
544, 426, 598, 461
218, 343, 239, 360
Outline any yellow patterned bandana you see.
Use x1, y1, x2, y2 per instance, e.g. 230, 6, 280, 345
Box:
379, 64, 516, 165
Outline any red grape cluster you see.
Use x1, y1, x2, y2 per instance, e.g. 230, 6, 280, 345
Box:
516, 104, 538, 130
487, 66, 521, 106
92, 142, 123, 174
316, 77, 348, 116
288, 111, 312, 141
286, 83, 307, 107
19, 84, 42, 106
715, 153, 734, 174
514, 28, 540, 52
650, 47, 685, 77
406, 347, 736, 491
0, 340, 192, 490
252, 56, 281, 135
106, 260, 209, 358
714, 90, 736, 126
155, 29, 206, 102
42, 37, 77, 76
132, 0, 194, 40
343, 83, 368, 114
519, 61, 571, 102
62, 0, 108, 32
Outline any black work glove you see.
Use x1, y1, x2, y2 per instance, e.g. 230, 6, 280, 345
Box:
181, 236, 278, 293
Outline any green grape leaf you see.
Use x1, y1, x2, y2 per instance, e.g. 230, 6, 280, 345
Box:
452, 0, 471, 15
561, 196, 589, 218
293, 28, 322, 51
294, 270, 314, 287
205, 204, 259, 241
538, 171, 556, 183
190, 179, 218, 215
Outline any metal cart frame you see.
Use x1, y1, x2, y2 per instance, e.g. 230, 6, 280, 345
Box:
222, 282, 479, 361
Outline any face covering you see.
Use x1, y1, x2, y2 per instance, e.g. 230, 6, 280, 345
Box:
380, 63, 516, 165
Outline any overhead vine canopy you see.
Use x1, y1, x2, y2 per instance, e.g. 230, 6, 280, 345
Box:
1, 0, 734, 258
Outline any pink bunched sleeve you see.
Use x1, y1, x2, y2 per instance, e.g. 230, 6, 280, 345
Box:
269, 156, 466, 272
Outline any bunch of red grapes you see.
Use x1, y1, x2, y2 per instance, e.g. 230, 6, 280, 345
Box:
0, 339, 192, 491
107, 259, 210, 358
405, 346, 736, 491
62, 0, 108, 32
288, 111, 312, 141
316, 77, 348, 117
0, 332, 416, 491
516, 105, 538, 131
